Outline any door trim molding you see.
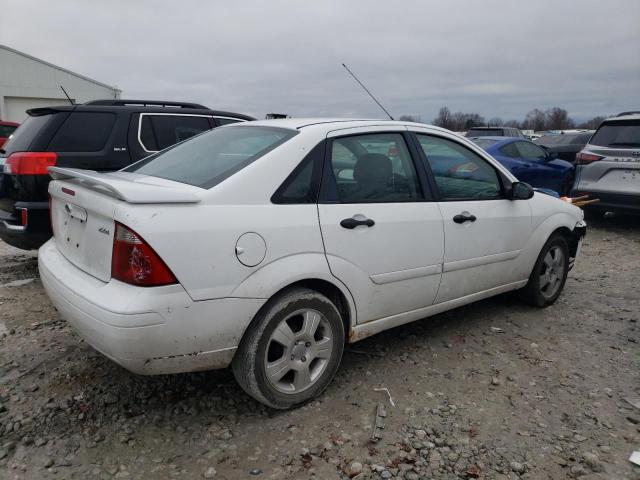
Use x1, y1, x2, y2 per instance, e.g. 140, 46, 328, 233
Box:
370, 264, 442, 285
443, 250, 520, 273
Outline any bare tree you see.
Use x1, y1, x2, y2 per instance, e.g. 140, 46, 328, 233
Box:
488, 117, 504, 127
546, 107, 575, 130
522, 109, 547, 131
577, 116, 606, 129
432, 107, 452, 129
503, 119, 521, 128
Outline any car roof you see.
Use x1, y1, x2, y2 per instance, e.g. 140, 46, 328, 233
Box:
469, 136, 520, 144
237, 117, 455, 134
26, 103, 255, 121
604, 113, 640, 122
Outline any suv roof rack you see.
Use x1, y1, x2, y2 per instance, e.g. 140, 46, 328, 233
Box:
84, 99, 209, 109
616, 111, 640, 117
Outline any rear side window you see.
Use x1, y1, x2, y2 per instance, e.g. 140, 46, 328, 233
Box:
1, 115, 52, 153
499, 142, 520, 158
272, 140, 324, 204
589, 121, 640, 148
139, 115, 212, 151
126, 126, 296, 188
48, 112, 116, 152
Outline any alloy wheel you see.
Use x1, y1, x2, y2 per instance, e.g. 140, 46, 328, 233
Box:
539, 245, 565, 299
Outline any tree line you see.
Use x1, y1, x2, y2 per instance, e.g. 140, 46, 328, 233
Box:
399, 107, 607, 132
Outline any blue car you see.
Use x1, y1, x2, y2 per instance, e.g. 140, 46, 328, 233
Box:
470, 137, 575, 195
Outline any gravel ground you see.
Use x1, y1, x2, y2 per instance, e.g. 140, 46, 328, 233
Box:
0, 216, 639, 480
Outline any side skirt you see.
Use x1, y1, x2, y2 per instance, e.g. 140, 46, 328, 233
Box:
348, 280, 528, 343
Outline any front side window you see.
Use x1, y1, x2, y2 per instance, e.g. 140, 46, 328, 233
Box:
48, 112, 116, 152
126, 126, 296, 188
417, 135, 502, 201
499, 142, 520, 158
329, 133, 423, 203
516, 141, 546, 160
140, 115, 212, 151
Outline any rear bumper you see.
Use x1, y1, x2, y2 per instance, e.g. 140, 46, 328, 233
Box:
0, 201, 51, 250
38, 240, 265, 375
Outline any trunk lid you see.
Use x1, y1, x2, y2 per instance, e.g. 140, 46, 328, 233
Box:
49, 168, 202, 282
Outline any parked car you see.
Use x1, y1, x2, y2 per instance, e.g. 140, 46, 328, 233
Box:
0, 99, 254, 250
534, 131, 594, 163
469, 137, 575, 194
39, 118, 586, 409
465, 126, 525, 138
0, 121, 19, 147
571, 113, 640, 217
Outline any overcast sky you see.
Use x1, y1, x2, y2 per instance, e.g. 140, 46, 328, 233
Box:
1, 0, 639, 122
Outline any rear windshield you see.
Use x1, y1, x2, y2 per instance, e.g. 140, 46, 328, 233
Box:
1, 115, 51, 153
125, 126, 297, 188
589, 121, 640, 148
466, 129, 503, 137
0, 124, 17, 137
470, 138, 499, 148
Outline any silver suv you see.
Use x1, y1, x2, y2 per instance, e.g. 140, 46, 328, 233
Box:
572, 112, 640, 216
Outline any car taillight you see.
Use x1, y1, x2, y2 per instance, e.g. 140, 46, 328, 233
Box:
576, 152, 603, 165
4, 152, 57, 175
111, 222, 177, 287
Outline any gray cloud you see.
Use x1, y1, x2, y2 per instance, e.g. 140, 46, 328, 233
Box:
1, 0, 638, 122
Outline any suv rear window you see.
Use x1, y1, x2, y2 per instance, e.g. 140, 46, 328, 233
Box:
48, 112, 116, 152
126, 126, 297, 188
589, 120, 640, 148
1, 115, 51, 153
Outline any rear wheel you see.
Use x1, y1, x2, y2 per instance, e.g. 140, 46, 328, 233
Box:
232, 287, 345, 409
519, 234, 569, 307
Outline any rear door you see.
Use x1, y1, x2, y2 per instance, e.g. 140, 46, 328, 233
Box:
317, 127, 444, 324
412, 131, 532, 303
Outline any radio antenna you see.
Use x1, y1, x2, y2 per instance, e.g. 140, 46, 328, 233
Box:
342, 63, 394, 120
60, 86, 74, 105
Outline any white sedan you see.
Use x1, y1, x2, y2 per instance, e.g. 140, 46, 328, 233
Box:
39, 119, 586, 409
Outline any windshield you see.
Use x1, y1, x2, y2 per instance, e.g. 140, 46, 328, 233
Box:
470, 138, 499, 148
589, 121, 640, 147
126, 126, 297, 188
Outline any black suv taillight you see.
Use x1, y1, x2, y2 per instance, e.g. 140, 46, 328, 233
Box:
4, 152, 57, 174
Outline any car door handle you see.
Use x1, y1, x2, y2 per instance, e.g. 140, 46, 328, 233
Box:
340, 217, 375, 229
452, 212, 477, 224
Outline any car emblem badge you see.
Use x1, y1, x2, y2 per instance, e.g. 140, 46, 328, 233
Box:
98, 227, 110, 235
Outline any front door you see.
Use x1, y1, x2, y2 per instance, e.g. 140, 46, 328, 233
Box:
413, 132, 532, 303
317, 128, 444, 324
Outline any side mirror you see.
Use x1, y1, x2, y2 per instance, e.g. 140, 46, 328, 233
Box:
509, 181, 534, 200
546, 151, 558, 161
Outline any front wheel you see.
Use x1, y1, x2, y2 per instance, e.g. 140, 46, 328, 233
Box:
232, 287, 345, 409
519, 234, 569, 307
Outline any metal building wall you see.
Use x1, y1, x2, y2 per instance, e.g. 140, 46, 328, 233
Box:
0, 45, 121, 122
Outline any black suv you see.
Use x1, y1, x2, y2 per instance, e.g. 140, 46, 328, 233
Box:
0, 99, 254, 249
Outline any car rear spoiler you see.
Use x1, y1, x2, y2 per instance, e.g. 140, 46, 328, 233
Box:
48, 167, 201, 204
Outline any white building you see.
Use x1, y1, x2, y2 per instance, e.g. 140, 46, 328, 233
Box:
0, 44, 121, 122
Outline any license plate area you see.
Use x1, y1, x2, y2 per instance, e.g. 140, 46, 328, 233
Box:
62, 203, 88, 249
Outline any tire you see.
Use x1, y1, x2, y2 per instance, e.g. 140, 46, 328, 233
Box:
519, 234, 570, 308
232, 287, 345, 409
